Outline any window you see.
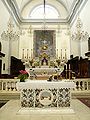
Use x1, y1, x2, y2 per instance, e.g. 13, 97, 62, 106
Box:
29, 5, 59, 19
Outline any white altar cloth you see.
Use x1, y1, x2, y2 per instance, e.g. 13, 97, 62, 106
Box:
29, 68, 60, 75
30, 68, 59, 71
16, 80, 75, 90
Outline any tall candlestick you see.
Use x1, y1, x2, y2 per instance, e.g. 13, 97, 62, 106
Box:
57, 49, 58, 58
66, 64, 67, 70
65, 49, 67, 60
69, 64, 71, 79
66, 64, 67, 79
27, 49, 29, 59
69, 64, 70, 70
61, 49, 62, 60
22, 49, 24, 59
31, 49, 32, 59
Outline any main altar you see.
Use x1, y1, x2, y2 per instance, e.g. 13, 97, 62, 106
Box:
16, 80, 75, 109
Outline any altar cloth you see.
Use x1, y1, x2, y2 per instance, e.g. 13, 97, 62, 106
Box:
16, 80, 75, 90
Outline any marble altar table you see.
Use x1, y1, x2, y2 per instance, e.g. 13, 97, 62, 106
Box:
16, 80, 75, 108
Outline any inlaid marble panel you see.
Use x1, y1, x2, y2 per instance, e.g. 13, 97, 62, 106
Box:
20, 88, 71, 108
21, 89, 34, 107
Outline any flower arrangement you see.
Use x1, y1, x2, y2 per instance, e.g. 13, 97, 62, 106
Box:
18, 70, 29, 82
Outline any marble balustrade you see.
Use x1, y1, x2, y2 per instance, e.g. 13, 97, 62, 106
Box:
0, 78, 90, 92
72, 79, 90, 91
0, 79, 20, 91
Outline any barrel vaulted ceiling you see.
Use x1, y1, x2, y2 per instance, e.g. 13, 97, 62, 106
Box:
2, 0, 88, 26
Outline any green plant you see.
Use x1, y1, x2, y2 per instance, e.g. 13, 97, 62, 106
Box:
18, 70, 29, 82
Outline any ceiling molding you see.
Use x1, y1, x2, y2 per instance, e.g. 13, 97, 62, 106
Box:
20, 0, 68, 14
68, 0, 82, 23
20, 18, 68, 26
56, 0, 69, 12
1, 0, 88, 26
68, 0, 88, 26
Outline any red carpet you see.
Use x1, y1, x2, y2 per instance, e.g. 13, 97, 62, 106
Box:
78, 98, 90, 108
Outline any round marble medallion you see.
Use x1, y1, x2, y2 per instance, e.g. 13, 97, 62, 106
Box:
39, 90, 53, 106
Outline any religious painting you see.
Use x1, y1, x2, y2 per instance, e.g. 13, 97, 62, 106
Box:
33, 30, 56, 58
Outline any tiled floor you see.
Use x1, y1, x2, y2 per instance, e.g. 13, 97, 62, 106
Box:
0, 99, 90, 120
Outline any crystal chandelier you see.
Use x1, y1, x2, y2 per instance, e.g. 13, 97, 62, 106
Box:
71, 16, 89, 41
71, 15, 89, 57
1, 17, 19, 74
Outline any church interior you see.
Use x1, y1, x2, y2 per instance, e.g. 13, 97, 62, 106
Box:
0, 0, 90, 120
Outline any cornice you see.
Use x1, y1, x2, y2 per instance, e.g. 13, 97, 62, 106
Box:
1, 0, 88, 26
20, 18, 68, 26
68, 0, 88, 26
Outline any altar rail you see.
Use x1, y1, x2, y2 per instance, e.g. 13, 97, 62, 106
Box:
0, 79, 20, 91
72, 78, 90, 91
0, 78, 90, 92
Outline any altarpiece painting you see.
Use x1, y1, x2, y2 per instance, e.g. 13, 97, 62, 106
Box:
33, 30, 56, 60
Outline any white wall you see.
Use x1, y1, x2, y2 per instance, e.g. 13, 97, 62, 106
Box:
0, 1, 20, 74
70, 0, 90, 58
56, 26, 70, 60
19, 29, 33, 59
0, 0, 10, 74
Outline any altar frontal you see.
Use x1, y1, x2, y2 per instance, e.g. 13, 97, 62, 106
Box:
16, 80, 75, 108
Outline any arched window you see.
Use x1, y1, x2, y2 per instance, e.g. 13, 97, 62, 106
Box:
29, 5, 59, 19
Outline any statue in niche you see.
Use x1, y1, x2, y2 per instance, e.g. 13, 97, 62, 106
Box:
41, 56, 48, 65
40, 52, 48, 66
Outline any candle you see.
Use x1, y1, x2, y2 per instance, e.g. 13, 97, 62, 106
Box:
31, 49, 33, 59
69, 64, 71, 79
69, 64, 70, 70
27, 49, 29, 59
22, 49, 24, 59
66, 64, 67, 70
61, 49, 62, 60
66, 64, 67, 79
57, 49, 58, 58
65, 49, 67, 60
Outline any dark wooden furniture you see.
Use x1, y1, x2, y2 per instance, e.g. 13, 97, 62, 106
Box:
10, 56, 25, 77
67, 56, 90, 78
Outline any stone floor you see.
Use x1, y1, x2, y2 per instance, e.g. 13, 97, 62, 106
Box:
0, 99, 90, 120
